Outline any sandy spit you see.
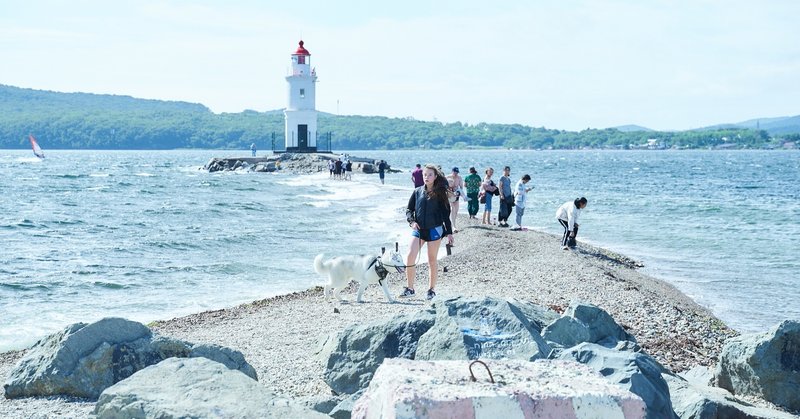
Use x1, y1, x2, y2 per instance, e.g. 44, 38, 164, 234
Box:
0, 215, 738, 418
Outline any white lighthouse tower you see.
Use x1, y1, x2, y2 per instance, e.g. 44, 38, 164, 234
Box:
284, 40, 318, 152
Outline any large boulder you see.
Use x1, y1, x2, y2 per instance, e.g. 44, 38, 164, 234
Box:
94, 357, 327, 419
543, 301, 637, 349
415, 296, 555, 361
715, 320, 800, 411
559, 342, 677, 419
4, 317, 256, 399
328, 389, 365, 419
352, 358, 646, 419
320, 297, 559, 396
321, 311, 436, 395
187, 343, 257, 380
664, 371, 798, 419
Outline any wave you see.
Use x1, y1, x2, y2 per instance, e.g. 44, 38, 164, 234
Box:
14, 219, 38, 228
15, 157, 44, 163
0, 282, 51, 291
143, 240, 202, 250
92, 281, 127, 290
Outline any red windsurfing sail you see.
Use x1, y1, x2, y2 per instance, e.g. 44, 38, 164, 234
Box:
29, 134, 45, 158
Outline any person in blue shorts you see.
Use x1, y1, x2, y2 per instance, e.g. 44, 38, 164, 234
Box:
402, 164, 454, 300
481, 167, 497, 225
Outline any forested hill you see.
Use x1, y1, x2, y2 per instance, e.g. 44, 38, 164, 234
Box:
1, 84, 797, 150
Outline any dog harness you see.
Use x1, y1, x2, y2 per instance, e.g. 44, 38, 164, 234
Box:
368, 257, 390, 285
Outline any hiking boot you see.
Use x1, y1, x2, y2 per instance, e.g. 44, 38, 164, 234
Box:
427, 289, 436, 300
399, 287, 415, 298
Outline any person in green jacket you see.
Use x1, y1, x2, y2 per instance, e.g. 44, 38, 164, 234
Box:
464, 167, 482, 219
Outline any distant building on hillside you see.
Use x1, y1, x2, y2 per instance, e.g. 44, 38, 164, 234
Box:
284, 40, 318, 152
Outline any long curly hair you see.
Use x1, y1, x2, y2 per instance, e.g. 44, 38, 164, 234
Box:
424, 164, 449, 205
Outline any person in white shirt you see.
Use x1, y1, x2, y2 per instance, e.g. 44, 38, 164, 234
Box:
556, 197, 588, 249
511, 174, 532, 230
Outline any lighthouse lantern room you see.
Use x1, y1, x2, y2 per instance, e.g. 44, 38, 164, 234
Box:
284, 40, 318, 152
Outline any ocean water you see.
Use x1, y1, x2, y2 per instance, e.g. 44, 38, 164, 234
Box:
1, 149, 797, 351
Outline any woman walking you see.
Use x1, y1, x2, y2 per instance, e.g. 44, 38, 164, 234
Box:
401, 165, 454, 300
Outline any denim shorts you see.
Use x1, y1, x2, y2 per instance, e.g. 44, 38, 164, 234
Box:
484, 195, 492, 212
412, 226, 443, 242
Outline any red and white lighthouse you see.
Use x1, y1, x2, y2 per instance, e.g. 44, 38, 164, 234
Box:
284, 40, 318, 152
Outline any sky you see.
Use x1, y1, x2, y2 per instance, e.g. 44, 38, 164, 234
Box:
1, 0, 798, 131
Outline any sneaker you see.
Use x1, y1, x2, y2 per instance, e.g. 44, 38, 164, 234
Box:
562, 246, 570, 250
426, 289, 436, 300
399, 287, 415, 298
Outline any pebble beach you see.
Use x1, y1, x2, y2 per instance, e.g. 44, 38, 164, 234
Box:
0, 214, 740, 418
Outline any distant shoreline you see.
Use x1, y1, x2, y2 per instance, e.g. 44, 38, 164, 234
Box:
2, 147, 798, 152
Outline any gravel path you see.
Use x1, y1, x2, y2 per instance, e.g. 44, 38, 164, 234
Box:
0, 215, 738, 417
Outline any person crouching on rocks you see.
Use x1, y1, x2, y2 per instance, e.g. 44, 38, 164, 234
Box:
556, 197, 588, 250
401, 164, 454, 301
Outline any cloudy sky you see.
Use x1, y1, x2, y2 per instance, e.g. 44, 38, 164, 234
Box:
2, 0, 798, 131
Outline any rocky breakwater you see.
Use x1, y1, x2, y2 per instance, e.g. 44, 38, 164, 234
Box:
204, 152, 397, 175
318, 297, 800, 419
2, 299, 797, 418
3, 317, 325, 418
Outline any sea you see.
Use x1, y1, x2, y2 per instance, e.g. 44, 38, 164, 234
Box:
1, 149, 798, 352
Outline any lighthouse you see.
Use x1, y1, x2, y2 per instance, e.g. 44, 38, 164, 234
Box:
284, 40, 318, 152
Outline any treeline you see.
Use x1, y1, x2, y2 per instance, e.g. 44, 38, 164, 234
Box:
1, 84, 795, 150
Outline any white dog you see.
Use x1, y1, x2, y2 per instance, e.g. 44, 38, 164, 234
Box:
313, 250, 406, 303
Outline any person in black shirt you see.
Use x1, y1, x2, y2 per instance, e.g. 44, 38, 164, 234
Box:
400, 164, 454, 300
378, 160, 387, 184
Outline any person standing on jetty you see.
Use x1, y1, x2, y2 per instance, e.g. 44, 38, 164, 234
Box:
447, 167, 465, 232
411, 163, 424, 188
497, 166, 514, 227
512, 174, 532, 230
556, 197, 588, 249
464, 167, 482, 219
401, 164, 454, 300
378, 160, 387, 184
335, 159, 343, 179
481, 167, 498, 225
250, 143, 257, 157
345, 160, 353, 181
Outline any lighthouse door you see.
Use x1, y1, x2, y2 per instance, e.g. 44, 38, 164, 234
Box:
298, 125, 308, 149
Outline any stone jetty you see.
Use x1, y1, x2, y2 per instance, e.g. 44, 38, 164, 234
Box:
2, 219, 798, 418
203, 152, 396, 174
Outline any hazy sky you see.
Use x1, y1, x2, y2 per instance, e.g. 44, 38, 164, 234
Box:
2, 0, 798, 131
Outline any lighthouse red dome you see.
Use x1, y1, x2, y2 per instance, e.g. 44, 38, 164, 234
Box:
294, 40, 310, 56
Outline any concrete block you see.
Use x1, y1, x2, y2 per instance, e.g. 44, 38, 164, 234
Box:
352, 358, 645, 419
